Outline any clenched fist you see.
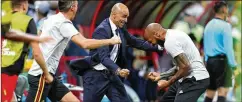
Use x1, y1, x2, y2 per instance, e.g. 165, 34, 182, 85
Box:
44, 73, 54, 84
148, 72, 161, 81
157, 80, 170, 89
117, 68, 130, 78
110, 36, 121, 45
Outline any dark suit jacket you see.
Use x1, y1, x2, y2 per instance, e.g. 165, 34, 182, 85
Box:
89, 18, 160, 73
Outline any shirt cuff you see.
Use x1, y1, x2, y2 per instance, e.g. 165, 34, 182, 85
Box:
158, 45, 164, 51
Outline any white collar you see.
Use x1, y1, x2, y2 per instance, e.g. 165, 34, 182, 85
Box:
109, 18, 118, 32
58, 12, 71, 22
58, 12, 65, 18
165, 29, 170, 39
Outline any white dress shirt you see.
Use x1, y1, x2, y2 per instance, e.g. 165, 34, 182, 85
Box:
93, 18, 121, 70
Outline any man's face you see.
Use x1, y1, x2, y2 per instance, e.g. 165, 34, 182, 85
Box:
71, 1, 78, 20
22, 1, 29, 14
144, 29, 158, 45
223, 7, 229, 20
114, 9, 129, 28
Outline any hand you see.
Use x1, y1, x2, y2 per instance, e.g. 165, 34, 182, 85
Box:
148, 72, 161, 81
44, 73, 54, 84
110, 36, 121, 45
118, 69, 130, 78
39, 36, 53, 43
157, 80, 170, 89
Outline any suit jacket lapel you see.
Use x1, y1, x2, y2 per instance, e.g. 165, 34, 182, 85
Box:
105, 18, 126, 65
119, 29, 126, 60
106, 18, 114, 37
105, 18, 115, 51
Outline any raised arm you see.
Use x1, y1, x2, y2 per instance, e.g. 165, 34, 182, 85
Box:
2, 19, 51, 43
71, 33, 120, 49
122, 27, 162, 51
58, 22, 120, 50
4, 29, 52, 43
90, 28, 120, 73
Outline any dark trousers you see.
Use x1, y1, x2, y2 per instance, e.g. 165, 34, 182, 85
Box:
160, 77, 209, 102
206, 54, 232, 90
83, 70, 131, 102
26, 74, 70, 102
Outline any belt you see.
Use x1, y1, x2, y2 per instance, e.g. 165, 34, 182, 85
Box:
208, 54, 226, 59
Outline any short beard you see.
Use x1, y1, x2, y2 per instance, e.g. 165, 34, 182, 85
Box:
157, 40, 165, 47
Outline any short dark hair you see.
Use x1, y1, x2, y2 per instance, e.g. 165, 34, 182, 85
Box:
58, 0, 76, 12
11, 0, 28, 8
214, 1, 228, 13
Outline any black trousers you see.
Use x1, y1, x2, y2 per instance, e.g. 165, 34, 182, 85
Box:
206, 54, 232, 90
83, 69, 131, 102
160, 77, 209, 102
26, 74, 70, 102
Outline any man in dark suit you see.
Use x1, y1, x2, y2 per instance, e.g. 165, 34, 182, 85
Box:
74, 3, 163, 102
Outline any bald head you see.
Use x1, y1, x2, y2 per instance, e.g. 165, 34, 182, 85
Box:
144, 23, 166, 44
146, 23, 162, 34
111, 3, 128, 15
110, 3, 129, 28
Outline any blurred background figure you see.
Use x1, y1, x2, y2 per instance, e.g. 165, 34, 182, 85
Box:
35, 1, 50, 32
173, 2, 204, 43
203, 2, 237, 102
14, 75, 28, 102
172, 2, 205, 58
227, 15, 241, 102
47, 1, 58, 17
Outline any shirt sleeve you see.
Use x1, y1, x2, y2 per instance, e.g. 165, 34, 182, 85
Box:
165, 40, 184, 58
223, 23, 237, 67
26, 19, 37, 35
59, 22, 79, 39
